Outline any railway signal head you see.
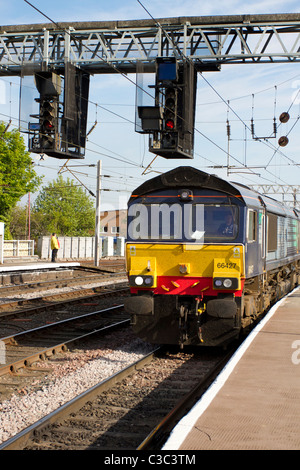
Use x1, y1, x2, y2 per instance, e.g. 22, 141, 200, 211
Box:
134, 58, 197, 159
41, 100, 55, 130
39, 98, 58, 149
164, 87, 177, 131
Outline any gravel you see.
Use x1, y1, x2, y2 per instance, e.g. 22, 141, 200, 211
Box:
0, 329, 154, 444
0, 277, 127, 302
0, 272, 149, 445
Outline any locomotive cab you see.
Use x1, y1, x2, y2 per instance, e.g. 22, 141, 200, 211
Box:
124, 167, 300, 348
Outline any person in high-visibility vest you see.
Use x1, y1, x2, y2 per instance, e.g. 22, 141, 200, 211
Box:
50, 233, 60, 262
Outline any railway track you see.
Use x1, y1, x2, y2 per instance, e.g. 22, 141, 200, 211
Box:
0, 278, 128, 315
0, 269, 126, 297
0, 264, 235, 451
0, 304, 129, 377
0, 346, 232, 450
0, 280, 129, 327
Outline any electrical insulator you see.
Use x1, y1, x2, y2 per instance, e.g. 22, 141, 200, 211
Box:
226, 120, 231, 138
251, 118, 255, 137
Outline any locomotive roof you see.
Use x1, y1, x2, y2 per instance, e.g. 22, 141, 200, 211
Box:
130, 166, 298, 218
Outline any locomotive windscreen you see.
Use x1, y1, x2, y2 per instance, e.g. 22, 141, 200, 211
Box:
127, 201, 238, 242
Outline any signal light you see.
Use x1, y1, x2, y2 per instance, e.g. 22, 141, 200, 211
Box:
41, 100, 56, 133
44, 121, 54, 130
141, 58, 197, 159
164, 87, 177, 132
165, 119, 174, 130
40, 135, 54, 149
41, 101, 56, 130
37, 97, 58, 151
165, 93, 176, 110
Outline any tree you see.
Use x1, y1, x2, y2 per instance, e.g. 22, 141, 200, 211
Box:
10, 203, 46, 241
0, 122, 42, 237
33, 175, 95, 236
9, 204, 27, 239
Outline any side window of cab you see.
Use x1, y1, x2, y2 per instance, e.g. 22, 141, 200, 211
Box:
247, 209, 257, 242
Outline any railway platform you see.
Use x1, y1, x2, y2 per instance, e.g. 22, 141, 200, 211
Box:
0, 261, 80, 272
163, 287, 300, 450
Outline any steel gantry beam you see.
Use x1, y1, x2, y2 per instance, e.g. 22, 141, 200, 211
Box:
248, 184, 300, 210
1, 13, 300, 75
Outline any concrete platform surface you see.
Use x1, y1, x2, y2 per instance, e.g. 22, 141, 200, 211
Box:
163, 287, 300, 450
0, 262, 80, 272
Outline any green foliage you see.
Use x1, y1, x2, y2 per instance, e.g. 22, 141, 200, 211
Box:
33, 175, 95, 236
0, 122, 42, 236
9, 205, 28, 239
10, 204, 46, 241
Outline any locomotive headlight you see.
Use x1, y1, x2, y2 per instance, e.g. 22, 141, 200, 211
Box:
135, 276, 144, 286
213, 277, 238, 290
179, 189, 193, 201
144, 276, 153, 286
223, 278, 233, 288
129, 275, 154, 288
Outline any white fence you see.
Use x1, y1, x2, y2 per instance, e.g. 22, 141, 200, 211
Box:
37, 236, 125, 260
3, 239, 34, 259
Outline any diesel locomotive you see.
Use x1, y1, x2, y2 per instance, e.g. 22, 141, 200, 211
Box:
124, 166, 300, 347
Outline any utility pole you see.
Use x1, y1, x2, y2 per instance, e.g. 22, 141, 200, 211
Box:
94, 160, 102, 266
28, 192, 31, 240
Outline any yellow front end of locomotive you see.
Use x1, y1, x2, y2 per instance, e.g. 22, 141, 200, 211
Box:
126, 243, 245, 294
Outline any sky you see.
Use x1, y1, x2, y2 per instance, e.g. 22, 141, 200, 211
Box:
0, 0, 300, 214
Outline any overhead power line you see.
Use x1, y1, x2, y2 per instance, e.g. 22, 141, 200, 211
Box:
0, 2, 298, 192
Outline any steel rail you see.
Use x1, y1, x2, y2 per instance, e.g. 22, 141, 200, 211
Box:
0, 348, 160, 450
0, 283, 129, 319
0, 345, 236, 451
137, 346, 237, 450
0, 271, 126, 295
0, 304, 128, 376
